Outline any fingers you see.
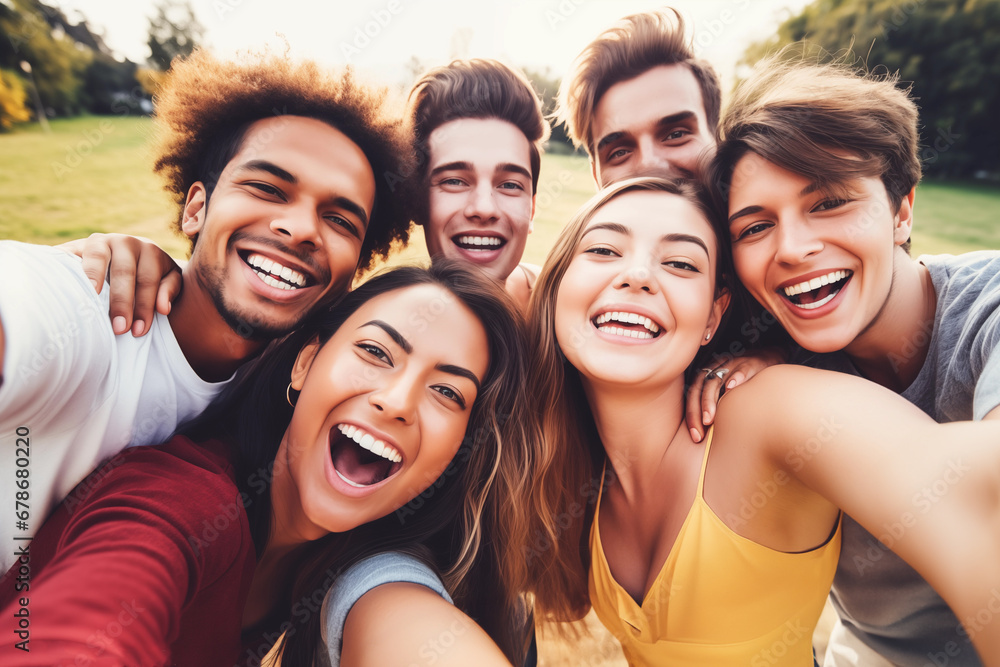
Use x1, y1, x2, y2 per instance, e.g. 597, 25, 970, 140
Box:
686, 370, 710, 443
74, 235, 115, 295
155, 271, 182, 317
106, 242, 141, 335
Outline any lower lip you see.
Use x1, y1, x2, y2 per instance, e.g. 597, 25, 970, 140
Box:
592, 323, 661, 345
322, 434, 400, 499
450, 241, 505, 265
238, 255, 316, 303
778, 276, 852, 320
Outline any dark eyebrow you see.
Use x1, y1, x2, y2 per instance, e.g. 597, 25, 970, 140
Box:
583, 224, 708, 255
654, 111, 697, 132
435, 364, 481, 392
429, 161, 473, 179
496, 163, 532, 181
662, 232, 709, 257
363, 320, 411, 353
332, 196, 369, 228
728, 205, 763, 226
361, 321, 482, 391
238, 159, 369, 227
595, 111, 698, 153
583, 222, 630, 237
238, 159, 296, 184
595, 131, 626, 153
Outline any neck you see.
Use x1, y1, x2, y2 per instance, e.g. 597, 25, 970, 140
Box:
169, 268, 265, 382
585, 378, 687, 500
244, 437, 321, 627
844, 252, 937, 392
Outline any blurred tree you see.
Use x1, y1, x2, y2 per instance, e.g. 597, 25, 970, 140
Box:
0, 67, 30, 130
147, 0, 203, 71
0, 0, 91, 117
522, 66, 575, 152
741, 0, 1000, 177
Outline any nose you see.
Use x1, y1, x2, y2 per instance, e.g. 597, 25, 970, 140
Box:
636, 136, 673, 176
463, 182, 500, 223
773, 216, 823, 265
270, 204, 322, 249
614, 254, 658, 295
368, 371, 417, 425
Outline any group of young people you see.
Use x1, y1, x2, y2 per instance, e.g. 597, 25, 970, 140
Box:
1, 7, 998, 667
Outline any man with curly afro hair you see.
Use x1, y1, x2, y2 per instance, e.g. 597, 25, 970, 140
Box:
0, 50, 414, 570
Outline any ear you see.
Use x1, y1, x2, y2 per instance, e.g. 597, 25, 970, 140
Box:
181, 182, 208, 239
528, 194, 536, 234
702, 287, 732, 347
893, 187, 916, 246
290, 336, 321, 391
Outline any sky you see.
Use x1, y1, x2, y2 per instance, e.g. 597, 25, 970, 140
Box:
53, 0, 815, 91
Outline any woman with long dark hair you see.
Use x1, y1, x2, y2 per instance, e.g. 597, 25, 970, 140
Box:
0, 261, 534, 667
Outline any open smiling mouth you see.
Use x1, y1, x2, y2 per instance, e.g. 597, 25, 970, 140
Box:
239, 251, 313, 291
451, 235, 506, 252
592, 311, 663, 340
329, 424, 404, 488
780, 270, 853, 310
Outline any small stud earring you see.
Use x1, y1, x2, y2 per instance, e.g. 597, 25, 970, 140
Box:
705, 332, 711, 341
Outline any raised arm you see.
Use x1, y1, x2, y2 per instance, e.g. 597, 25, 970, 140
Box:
340, 583, 512, 667
57, 233, 183, 336
739, 366, 1000, 663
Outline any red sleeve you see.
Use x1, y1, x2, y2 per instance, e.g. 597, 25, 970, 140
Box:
0, 437, 252, 666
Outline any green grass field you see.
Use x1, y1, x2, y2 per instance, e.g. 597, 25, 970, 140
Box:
3, 116, 997, 261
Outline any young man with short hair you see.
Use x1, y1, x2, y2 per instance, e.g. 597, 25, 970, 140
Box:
556, 7, 720, 187
0, 50, 412, 572
709, 57, 1000, 667
408, 58, 549, 309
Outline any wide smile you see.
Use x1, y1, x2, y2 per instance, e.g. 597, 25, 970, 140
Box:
328, 423, 404, 492
592, 308, 664, 341
238, 250, 317, 292
778, 270, 853, 311
449, 233, 507, 263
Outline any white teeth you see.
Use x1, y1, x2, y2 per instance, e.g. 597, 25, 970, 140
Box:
783, 270, 849, 297
336, 424, 402, 463
593, 311, 661, 334
792, 292, 838, 310
456, 235, 503, 248
246, 253, 307, 287
335, 469, 367, 488
596, 325, 654, 340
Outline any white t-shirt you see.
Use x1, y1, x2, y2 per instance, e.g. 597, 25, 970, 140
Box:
0, 242, 231, 572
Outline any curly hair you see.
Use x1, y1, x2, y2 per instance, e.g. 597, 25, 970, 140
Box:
152, 49, 414, 272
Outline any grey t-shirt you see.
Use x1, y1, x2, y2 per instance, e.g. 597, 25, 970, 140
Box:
794, 251, 1000, 666
318, 551, 452, 667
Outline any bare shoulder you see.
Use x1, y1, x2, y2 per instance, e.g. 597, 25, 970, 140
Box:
341, 583, 510, 667
504, 263, 541, 312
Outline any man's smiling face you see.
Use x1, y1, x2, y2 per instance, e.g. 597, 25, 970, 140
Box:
182, 115, 376, 339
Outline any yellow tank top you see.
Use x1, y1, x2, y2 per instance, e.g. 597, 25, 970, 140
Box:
588, 427, 841, 666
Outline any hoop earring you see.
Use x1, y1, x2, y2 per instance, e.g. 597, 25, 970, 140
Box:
286, 382, 297, 408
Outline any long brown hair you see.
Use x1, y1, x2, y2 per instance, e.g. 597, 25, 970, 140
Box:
523, 176, 729, 622
183, 261, 535, 664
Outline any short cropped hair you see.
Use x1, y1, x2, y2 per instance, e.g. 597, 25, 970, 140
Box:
555, 8, 721, 156
708, 55, 921, 233
407, 59, 550, 222
153, 49, 414, 272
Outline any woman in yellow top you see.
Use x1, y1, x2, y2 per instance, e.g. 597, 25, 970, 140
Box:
523, 176, 1000, 666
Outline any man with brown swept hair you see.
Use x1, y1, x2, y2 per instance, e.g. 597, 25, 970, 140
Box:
556, 7, 720, 187
707, 56, 1000, 667
407, 58, 549, 309
0, 49, 413, 571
